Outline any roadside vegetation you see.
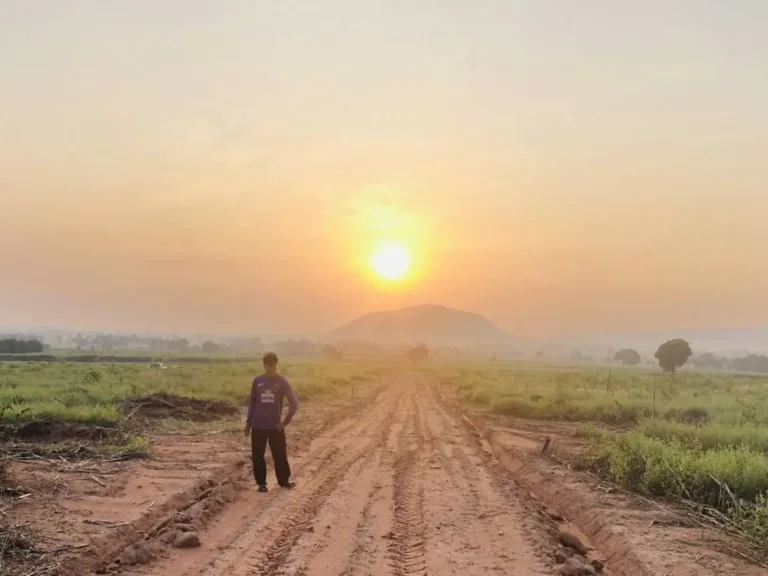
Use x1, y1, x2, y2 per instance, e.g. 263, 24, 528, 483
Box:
0, 358, 382, 463
0, 357, 382, 575
437, 359, 768, 549
0, 360, 379, 424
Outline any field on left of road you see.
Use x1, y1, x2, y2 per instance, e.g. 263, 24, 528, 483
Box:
0, 359, 383, 576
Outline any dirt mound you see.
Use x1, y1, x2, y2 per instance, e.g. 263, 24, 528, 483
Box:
119, 393, 237, 422
65, 465, 245, 575
0, 420, 119, 442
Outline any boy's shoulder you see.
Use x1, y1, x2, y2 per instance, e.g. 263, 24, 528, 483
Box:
253, 374, 289, 385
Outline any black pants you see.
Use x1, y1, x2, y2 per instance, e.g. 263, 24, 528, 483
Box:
251, 429, 291, 486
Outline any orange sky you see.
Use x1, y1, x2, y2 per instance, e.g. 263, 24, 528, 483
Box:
2, 2, 768, 337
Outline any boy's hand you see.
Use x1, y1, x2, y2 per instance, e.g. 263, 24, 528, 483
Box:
244, 423, 250, 437
276, 422, 285, 431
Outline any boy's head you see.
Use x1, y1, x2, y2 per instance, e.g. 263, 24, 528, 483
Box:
263, 352, 279, 375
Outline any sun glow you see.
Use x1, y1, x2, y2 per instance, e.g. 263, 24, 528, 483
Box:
370, 241, 412, 281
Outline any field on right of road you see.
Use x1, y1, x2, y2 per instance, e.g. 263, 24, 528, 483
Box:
434, 361, 768, 547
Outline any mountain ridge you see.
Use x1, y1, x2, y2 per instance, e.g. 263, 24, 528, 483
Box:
328, 304, 513, 346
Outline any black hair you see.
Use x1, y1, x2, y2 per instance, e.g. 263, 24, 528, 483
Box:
262, 352, 278, 365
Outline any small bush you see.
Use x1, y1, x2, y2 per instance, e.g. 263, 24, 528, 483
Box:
663, 406, 711, 426
640, 420, 768, 453
470, 390, 491, 405
293, 380, 337, 400
585, 433, 768, 509
491, 398, 540, 419
118, 435, 153, 457
741, 494, 768, 543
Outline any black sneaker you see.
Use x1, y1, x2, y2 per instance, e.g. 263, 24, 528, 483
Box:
280, 481, 296, 490
258, 484, 268, 493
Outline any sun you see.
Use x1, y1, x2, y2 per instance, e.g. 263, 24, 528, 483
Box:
370, 241, 412, 281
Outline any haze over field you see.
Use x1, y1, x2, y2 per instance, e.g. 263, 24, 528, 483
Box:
3, 2, 768, 340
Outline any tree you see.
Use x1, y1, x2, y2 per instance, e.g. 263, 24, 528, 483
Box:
169, 338, 190, 353
407, 344, 429, 363
571, 350, 584, 361
322, 344, 344, 362
0, 338, 44, 354
655, 339, 693, 373
201, 340, 220, 354
614, 348, 641, 366
730, 354, 768, 373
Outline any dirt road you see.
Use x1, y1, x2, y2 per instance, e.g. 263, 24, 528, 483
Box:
132, 373, 560, 575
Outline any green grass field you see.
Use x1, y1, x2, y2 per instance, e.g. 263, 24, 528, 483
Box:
435, 361, 768, 545
0, 359, 382, 424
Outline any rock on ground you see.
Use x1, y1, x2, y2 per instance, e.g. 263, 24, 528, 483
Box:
558, 528, 589, 555
174, 532, 201, 549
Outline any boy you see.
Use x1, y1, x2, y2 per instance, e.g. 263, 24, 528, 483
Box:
244, 352, 298, 492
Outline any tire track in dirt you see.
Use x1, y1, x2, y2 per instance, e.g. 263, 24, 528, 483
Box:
387, 391, 428, 576
338, 409, 401, 576
227, 387, 404, 576
131, 383, 402, 576
416, 374, 555, 575
426, 382, 557, 567
275, 410, 405, 575
135, 374, 566, 576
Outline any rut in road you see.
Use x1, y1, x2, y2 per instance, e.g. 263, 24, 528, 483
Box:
138, 374, 558, 576
388, 393, 426, 575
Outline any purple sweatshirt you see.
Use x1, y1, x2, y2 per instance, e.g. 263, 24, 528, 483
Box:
246, 374, 298, 430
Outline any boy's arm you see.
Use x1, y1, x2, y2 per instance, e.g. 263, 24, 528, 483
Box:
282, 379, 299, 428
245, 379, 258, 434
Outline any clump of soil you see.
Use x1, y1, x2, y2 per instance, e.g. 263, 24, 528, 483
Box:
119, 392, 237, 422
0, 420, 120, 443
103, 475, 241, 572
0, 420, 140, 462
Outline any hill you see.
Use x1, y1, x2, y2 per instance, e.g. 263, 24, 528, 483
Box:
328, 304, 512, 347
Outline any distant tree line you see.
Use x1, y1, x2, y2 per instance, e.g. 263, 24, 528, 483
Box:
611, 339, 768, 374
275, 339, 318, 357
45, 333, 264, 354
0, 338, 44, 354
322, 344, 344, 361
693, 352, 768, 373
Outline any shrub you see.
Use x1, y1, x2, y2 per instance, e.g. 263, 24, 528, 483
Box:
491, 398, 539, 419
640, 420, 768, 453
663, 406, 711, 426
585, 433, 768, 508
471, 390, 491, 405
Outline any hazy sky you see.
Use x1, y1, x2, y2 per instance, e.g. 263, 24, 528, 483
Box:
2, 1, 768, 337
